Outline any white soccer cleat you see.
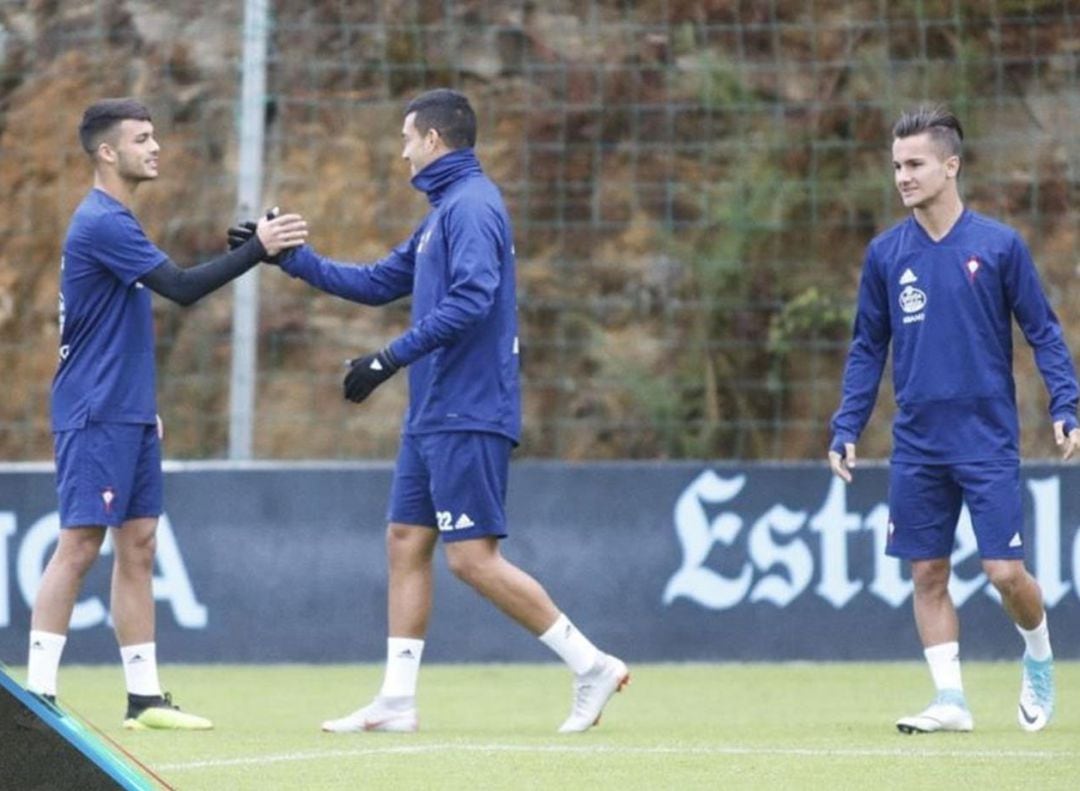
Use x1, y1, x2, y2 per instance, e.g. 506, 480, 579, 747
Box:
896, 691, 973, 734
321, 696, 418, 733
558, 652, 630, 733
1018, 653, 1054, 732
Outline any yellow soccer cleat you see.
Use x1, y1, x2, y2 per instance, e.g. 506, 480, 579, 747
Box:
122, 692, 213, 731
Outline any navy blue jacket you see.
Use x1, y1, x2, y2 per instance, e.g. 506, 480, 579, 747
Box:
831, 209, 1078, 463
280, 148, 521, 443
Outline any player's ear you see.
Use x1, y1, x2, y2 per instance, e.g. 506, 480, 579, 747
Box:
95, 141, 117, 165
425, 127, 442, 151
946, 154, 961, 179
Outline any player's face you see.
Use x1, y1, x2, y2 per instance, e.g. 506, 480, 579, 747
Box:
892, 132, 957, 210
103, 119, 160, 182
401, 112, 439, 176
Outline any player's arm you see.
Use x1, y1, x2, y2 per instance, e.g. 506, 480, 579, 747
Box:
142, 213, 307, 306
386, 200, 501, 366
1004, 234, 1080, 458
343, 200, 503, 404
829, 248, 891, 481
277, 243, 415, 305
228, 213, 416, 305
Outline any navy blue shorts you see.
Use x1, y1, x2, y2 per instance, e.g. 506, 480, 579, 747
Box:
54, 422, 163, 528
387, 432, 511, 542
887, 460, 1024, 560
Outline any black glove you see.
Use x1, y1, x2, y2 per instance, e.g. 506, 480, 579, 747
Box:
227, 220, 257, 250
226, 210, 292, 265
343, 348, 400, 403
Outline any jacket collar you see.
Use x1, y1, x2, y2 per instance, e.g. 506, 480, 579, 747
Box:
411, 147, 482, 207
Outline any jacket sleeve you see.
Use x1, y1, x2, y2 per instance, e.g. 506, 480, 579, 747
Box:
276, 240, 415, 305
830, 248, 891, 443
386, 196, 503, 367
1005, 233, 1079, 422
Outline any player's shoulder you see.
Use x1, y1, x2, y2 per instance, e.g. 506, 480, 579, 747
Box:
444, 173, 507, 218
865, 216, 913, 259
963, 209, 1022, 243
69, 189, 137, 234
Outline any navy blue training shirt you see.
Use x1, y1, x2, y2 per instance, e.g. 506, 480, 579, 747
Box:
52, 189, 167, 431
831, 209, 1078, 463
279, 147, 522, 443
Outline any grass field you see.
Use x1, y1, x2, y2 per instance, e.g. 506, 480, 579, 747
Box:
13, 662, 1080, 790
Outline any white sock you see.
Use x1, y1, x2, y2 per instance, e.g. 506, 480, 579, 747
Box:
539, 613, 600, 675
27, 631, 67, 696
120, 642, 162, 696
924, 641, 963, 694
379, 637, 424, 698
1017, 615, 1052, 662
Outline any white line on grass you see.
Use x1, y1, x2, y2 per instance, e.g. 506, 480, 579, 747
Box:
158, 743, 1075, 772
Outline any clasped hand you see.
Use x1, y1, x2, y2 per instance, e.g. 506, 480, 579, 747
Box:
227, 208, 307, 262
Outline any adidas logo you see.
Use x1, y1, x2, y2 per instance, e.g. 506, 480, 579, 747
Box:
397, 649, 415, 660
899, 268, 918, 285
370, 359, 384, 371
128, 654, 146, 664
1009, 532, 1023, 548
454, 513, 475, 530
31, 641, 44, 650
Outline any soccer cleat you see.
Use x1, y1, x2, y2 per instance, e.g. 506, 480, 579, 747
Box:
321, 696, 418, 733
896, 690, 973, 734
558, 652, 630, 733
122, 692, 213, 731
1017, 653, 1054, 732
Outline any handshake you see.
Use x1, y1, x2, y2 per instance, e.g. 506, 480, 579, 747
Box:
227, 208, 308, 263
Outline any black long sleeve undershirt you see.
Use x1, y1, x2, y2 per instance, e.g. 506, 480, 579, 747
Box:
139, 236, 268, 306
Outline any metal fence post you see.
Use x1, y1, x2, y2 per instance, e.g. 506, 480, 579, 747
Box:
228, 0, 269, 459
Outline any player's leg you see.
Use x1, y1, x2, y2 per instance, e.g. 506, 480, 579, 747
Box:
983, 559, 1054, 730
433, 432, 628, 733
444, 535, 557, 631
110, 424, 210, 730
322, 522, 437, 732
888, 462, 972, 734
27, 526, 106, 696
323, 435, 436, 733
387, 522, 438, 639
27, 426, 110, 698
961, 460, 1054, 731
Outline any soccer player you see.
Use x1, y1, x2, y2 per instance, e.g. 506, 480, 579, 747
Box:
28, 98, 307, 729
230, 88, 628, 733
828, 106, 1077, 734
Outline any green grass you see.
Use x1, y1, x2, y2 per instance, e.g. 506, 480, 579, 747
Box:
12, 662, 1080, 790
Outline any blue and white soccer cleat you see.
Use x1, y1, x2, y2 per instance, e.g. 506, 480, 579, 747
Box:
895, 690, 973, 734
321, 695, 418, 733
1018, 653, 1054, 732
558, 652, 630, 733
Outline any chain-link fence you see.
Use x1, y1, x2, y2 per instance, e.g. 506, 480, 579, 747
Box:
1, 1, 1076, 461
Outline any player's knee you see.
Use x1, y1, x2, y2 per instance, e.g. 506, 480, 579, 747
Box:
55, 545, 102, 577
52, 531, 105, 576
983, 560, 1028, 594
445, 550, 493, 587
386, 524, 436, 564
910, 560, 950, 595
115, 534, 157, 573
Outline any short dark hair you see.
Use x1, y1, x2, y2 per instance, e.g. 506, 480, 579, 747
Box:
78, 98, 152, 155
404, 89, 476, 149
892, 105, 964, 160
